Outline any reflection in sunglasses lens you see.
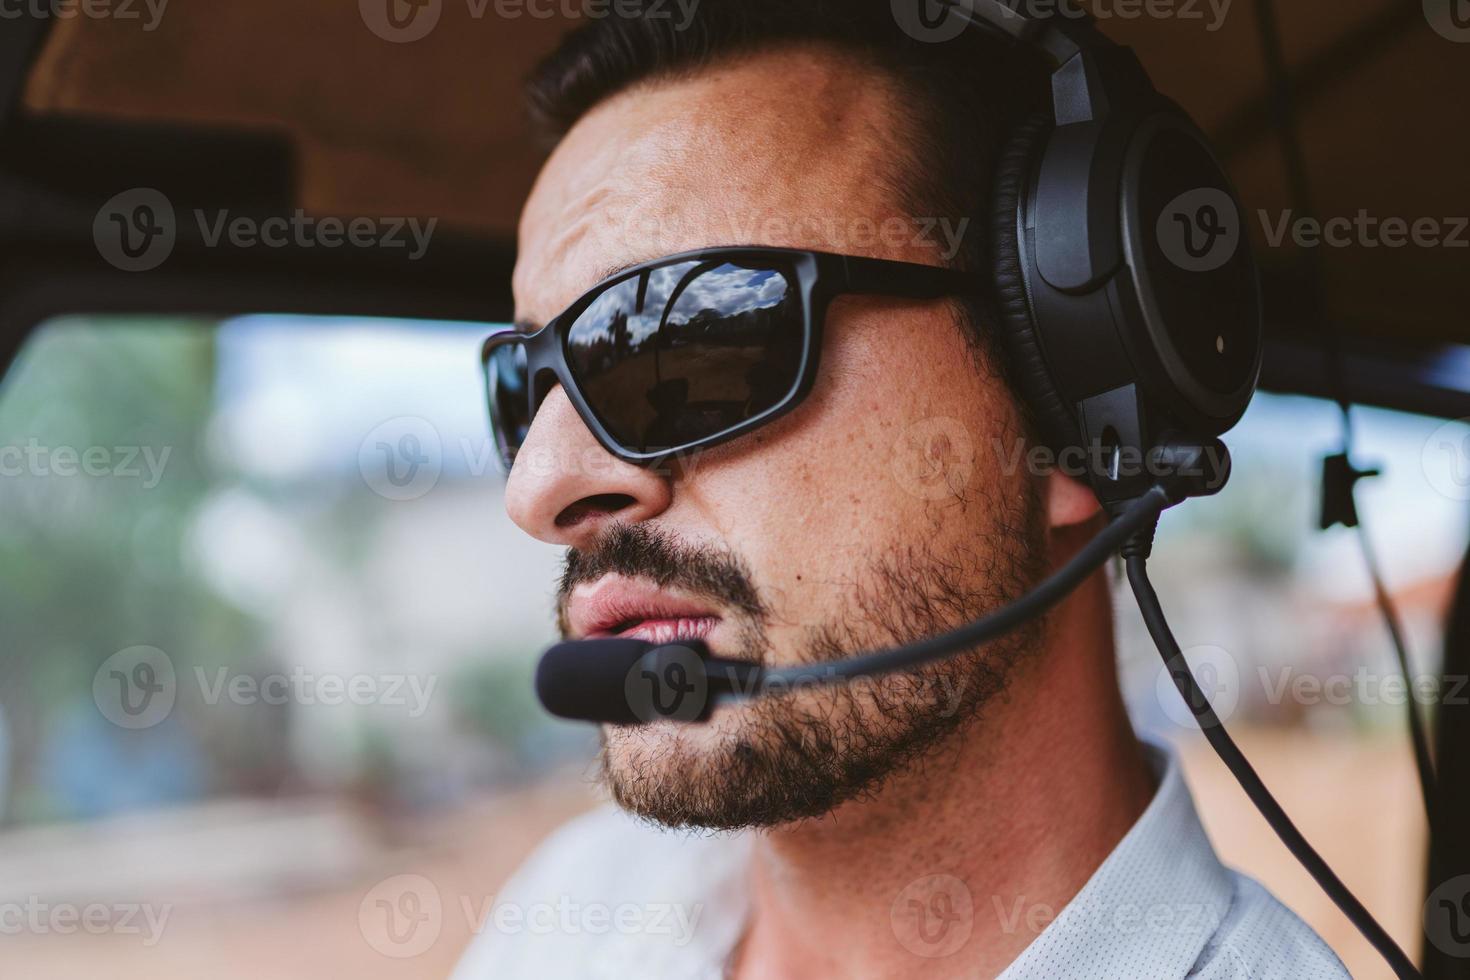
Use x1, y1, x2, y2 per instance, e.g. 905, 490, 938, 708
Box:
565, 261, 802, 453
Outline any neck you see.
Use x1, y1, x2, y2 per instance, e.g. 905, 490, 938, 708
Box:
731, 554, 1154, 980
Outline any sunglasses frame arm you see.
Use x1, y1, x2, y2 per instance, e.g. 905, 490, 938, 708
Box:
823, 253, 982, 300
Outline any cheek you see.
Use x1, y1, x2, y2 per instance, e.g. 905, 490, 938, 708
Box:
673, 305, 1019, 650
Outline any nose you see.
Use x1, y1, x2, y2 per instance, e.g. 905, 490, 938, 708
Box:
503, 385, 672, 548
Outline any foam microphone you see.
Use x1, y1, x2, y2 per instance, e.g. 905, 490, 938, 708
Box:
536, 637, 759, 725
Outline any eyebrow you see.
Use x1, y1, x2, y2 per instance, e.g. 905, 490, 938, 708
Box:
593, 257, 646, 285
512, 255, 659, 334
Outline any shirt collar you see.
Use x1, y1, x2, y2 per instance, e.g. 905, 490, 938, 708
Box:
998, 736, 1235, 980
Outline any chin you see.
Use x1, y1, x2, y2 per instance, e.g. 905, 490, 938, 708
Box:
596, 682, 881, 831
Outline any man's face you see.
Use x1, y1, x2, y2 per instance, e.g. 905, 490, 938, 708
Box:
507, 46, 1053, 829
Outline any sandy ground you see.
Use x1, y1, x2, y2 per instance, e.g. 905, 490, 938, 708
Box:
2, 729, 1424, 979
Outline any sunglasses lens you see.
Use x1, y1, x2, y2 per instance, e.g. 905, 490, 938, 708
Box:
485, 341, 530, 470
564, 260, 803, 454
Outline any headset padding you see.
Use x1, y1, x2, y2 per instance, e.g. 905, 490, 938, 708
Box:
989, 110, 1082, 453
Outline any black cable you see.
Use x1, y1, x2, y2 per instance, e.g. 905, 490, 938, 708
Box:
1339, 411, 1439, 816
1353, 473, 1438, 813
1127, 550, 1422, 980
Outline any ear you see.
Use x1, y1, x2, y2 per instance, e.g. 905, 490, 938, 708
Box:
1044, 470, 1102, 530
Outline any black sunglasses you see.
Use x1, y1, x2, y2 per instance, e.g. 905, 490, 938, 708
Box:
481, 246, 978, 472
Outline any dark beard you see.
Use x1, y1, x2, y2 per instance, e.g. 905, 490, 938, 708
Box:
559, 493, 1048, 831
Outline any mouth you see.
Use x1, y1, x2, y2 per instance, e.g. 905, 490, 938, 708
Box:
567, 576, 722, 645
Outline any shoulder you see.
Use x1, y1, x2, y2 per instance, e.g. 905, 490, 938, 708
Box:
451, 804, 751, 980
1189, 872, 1351, 979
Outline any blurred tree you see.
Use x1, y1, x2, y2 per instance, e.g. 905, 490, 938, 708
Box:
0, 318, 259, 824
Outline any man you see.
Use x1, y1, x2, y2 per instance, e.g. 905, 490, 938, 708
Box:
454, 3, 1348, 977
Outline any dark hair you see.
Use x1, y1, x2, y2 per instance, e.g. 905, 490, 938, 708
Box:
525, 0, 1050, 405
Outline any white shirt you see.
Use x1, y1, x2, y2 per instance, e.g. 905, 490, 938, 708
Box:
452, 738, 1349, 979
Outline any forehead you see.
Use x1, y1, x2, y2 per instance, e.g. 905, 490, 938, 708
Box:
513, 45, 919, 325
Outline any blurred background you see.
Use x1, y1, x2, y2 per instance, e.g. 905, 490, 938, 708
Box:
0, 1, 1467, 978
0, 314, 1460, 977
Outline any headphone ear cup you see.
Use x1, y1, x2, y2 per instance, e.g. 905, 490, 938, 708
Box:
989, 111, 1082, 455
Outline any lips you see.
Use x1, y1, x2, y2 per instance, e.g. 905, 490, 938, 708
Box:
566, 576, 721, 645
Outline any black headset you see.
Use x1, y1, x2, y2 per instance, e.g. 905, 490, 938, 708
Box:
948, 0, 1262, 504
